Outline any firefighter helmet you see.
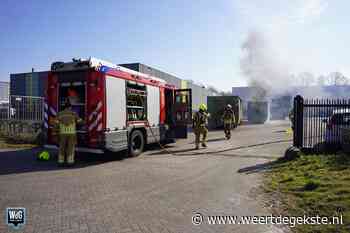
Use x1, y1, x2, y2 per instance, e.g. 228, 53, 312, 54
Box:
37, 151, 50, 161
199, 104, 207, 111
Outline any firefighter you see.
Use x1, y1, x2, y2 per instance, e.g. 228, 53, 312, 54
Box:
222, 104, 236, 140
67, 87, 79, 105
193, 103, 209, 149
56, 100, 83, 166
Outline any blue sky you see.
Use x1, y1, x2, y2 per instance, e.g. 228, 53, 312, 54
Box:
0, 0, 349, 91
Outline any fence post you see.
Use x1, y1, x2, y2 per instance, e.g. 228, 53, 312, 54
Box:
293, 95, 304, 148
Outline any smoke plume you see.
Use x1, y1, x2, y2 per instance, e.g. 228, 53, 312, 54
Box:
240, 30, 292, 99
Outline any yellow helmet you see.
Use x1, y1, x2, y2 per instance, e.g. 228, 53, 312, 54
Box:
199, 103, 207, 111
37, 151, 50, 161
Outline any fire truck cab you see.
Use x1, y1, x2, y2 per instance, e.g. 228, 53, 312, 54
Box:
45, 57, 192, 156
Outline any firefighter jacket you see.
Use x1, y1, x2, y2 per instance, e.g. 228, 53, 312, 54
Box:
222, 108, 235, 125
193, 110, 209, 129
57, 109, 82, 135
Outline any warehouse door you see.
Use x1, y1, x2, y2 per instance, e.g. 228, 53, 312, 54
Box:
173, 89, 192, 138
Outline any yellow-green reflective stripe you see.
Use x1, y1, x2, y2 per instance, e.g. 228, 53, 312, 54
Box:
60, 124, 76, 134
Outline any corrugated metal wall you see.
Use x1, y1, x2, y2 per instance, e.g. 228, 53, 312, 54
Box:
139, 64, 182, 89
10, 74, 26, 96
10, 71, 48, 97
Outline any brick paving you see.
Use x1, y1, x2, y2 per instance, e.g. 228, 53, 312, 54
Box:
0, 122, 291, 233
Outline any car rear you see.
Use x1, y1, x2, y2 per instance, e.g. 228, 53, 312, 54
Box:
324, 112, 350, 143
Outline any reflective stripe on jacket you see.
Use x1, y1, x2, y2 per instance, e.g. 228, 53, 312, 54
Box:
59, 123, 76, 134
57, 109, 81, 135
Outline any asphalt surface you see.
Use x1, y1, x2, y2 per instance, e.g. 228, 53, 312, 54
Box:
0, 121, 292, 233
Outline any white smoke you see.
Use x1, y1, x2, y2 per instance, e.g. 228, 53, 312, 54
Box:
240, 30, 292, 99
237, 0, 334, 99
239, 30, 350, 100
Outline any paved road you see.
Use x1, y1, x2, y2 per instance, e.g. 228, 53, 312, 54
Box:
0, 121, 291, 233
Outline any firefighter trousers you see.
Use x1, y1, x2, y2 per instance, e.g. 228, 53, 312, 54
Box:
58, 134, 77, 164
194, 126, 208, 147
224, 123, 232, 139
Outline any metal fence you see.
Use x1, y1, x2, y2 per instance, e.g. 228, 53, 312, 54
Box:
0, 95, 45, 143
293, 95, 350, 151
9, 95, 44, 121
0, 102, 9, 120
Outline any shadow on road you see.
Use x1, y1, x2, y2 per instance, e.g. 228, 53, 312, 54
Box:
217, 153, 278, 160
204, 137, 228, 143
0, 138, 292, 175
273, 130, 286, 133
146, 147, 198, 156
0, 147, 126, 176
186, 137, 231, 145
237, 161, 275, 174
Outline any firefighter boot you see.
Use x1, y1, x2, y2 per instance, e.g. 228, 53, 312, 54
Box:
226, 131, 231, 140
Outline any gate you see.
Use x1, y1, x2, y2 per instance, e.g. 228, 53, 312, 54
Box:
293, 95, 350, 151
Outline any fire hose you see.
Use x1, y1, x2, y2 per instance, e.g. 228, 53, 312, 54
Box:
145, 120, 177, 156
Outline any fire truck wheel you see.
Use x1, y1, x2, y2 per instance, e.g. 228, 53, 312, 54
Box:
129, 130, 145, 157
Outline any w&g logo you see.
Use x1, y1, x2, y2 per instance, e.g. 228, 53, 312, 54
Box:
6, 207, 26, 229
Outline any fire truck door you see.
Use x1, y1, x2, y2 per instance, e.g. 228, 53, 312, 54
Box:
173, 89, 192, 138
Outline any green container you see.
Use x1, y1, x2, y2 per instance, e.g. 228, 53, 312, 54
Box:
247, 101, 268, 124
207, 96, 242, 129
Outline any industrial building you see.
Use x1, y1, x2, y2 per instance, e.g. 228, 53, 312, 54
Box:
119, 63, 217, 110
10, 71, 48, 97
0, 81, 9, 102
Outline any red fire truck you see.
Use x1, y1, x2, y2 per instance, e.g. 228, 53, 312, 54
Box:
45, 57, 192, 156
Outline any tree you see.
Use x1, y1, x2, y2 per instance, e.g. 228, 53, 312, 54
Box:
317, 75, 326, 86
326, 72, 349, 86
297, 72, 315, 86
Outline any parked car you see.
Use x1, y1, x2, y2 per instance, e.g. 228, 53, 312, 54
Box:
324, 109, 350, 143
